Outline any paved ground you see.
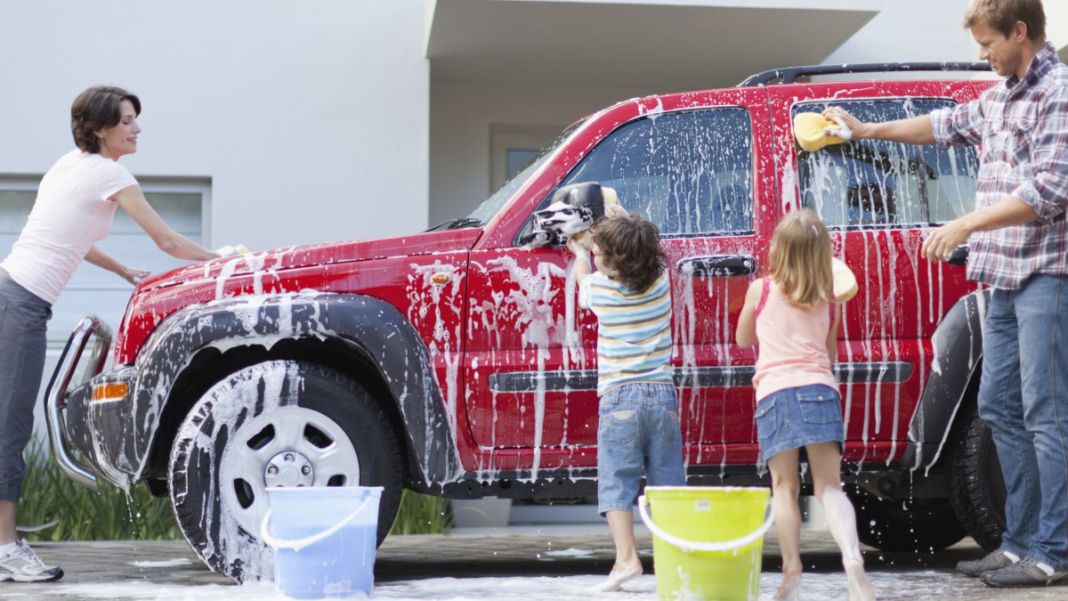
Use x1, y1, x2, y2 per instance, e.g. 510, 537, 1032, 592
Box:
1, 527, 1067, 600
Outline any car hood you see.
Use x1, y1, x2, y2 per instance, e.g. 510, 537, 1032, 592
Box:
137, 228, 483, 292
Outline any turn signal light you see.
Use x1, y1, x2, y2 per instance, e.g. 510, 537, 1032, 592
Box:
92, 382, 129, 401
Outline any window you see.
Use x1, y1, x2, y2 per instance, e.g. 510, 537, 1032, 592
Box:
0, 178, 208, 346
794, 99, 979, 228
490, 125, 563, 194
552, 108, 754, 236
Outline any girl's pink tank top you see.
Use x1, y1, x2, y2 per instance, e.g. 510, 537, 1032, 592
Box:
752, 277, 838, 402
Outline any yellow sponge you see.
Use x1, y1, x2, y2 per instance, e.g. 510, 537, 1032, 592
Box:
794, 113, 850, 152
832, 257, 858, 303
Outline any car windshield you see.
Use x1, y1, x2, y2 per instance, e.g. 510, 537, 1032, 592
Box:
463, 121, 583, 225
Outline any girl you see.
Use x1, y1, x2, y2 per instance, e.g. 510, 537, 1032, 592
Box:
0, 86, 217, 583
735, 209, 874, 601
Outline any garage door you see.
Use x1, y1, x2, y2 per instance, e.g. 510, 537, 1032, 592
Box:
0, 180, 207, 441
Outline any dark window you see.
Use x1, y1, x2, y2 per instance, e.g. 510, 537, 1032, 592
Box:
794, 99, 979, 228
553, 108, 754, 235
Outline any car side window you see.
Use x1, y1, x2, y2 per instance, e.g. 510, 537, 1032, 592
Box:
552, 108, 754, 236
794, 99, 979, 228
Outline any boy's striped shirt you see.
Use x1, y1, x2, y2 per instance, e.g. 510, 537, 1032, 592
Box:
579, 270, 673, 395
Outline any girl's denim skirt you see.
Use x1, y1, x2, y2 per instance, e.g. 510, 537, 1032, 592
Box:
754, 383, 844, 466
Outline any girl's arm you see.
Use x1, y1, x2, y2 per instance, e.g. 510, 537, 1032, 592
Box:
85, 245, 150, 285
735, 279, 763, 348
826, 303, 841, 362
112, 185, 219, 261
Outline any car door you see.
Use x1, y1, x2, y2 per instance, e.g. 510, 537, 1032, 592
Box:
767, 82, 983, 464
465, 89, 776, 475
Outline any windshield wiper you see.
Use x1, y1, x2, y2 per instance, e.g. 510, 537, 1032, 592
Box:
425, 217, 483, 232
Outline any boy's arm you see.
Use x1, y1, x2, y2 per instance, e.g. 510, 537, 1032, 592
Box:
826, 303, 841, 363
568, 238, 593, 309
735, 280, 763, 348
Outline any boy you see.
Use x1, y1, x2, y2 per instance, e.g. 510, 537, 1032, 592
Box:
569, 214, 685, 592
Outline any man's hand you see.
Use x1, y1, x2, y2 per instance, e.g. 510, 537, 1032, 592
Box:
922, 218, 973, 262
822, 107, 868, 140
122, 266, 151, 286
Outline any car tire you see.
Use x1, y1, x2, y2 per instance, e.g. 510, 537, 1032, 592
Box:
168, 360, 404, 582
946, 411, 1006, 552
848, 484, 967, 553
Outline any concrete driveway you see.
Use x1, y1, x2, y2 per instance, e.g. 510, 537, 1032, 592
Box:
0, 527, 1065, 600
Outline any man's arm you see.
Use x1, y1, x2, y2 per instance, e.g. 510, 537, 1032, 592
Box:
921, 196, 1040, 262
823, 109, 936, 145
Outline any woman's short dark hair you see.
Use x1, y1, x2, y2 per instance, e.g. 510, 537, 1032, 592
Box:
591, 215, 666, 293
70, 86, 141, 153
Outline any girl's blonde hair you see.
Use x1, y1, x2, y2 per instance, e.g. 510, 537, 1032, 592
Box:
768, 209, 833, 307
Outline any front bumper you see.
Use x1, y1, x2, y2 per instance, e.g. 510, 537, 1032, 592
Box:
44, 316, 137, 490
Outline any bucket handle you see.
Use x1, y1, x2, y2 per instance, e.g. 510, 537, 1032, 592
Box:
637, 494, 775, 553
260, 495, 375, 552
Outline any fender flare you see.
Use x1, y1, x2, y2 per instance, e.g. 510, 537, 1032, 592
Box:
95, 292, 462, 488
902, 289, 989, 471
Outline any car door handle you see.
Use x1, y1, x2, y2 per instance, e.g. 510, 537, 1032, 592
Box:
946, 245, 968, 265
676, 255, 756, 277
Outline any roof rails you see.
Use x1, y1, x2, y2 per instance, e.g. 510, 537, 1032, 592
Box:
738, 62, 992, 87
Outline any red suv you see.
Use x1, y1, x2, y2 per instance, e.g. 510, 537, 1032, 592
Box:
47, 62, 1003, 581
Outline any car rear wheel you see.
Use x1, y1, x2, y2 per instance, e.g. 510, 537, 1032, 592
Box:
848, 484, 967, 553
168, 360, 404, 582
946, 411, 1006, 551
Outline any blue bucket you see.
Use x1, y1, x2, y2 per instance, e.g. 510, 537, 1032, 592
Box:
261, 486, 382, 599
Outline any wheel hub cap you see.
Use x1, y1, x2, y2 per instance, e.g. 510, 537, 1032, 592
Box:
263, 450, 315, 487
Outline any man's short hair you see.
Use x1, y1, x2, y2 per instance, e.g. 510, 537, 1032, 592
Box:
964, 0, 1046, 41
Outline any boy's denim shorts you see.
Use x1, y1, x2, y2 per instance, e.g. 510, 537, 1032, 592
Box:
597, 382, 686, 515
755, 383, 844, 467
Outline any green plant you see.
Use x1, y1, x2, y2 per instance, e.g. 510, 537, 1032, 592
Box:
388, 489, 452, 535
18, 442, 179, 541
18, 443, 450, 540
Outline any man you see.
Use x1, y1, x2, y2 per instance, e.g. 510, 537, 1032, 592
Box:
825, 0, 1068, 589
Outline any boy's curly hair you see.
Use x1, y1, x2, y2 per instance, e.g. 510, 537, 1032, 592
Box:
591, 215, 666, 293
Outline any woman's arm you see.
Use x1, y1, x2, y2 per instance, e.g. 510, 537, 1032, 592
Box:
735, 280, 763, 348
112, 185, 219, 261
826, 303, 841, 363
85, 245, 150, 285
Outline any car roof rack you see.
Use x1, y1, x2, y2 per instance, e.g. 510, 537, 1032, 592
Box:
738, 62, 992, 87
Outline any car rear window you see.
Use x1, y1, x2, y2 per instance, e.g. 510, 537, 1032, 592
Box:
793, 99, 979, 228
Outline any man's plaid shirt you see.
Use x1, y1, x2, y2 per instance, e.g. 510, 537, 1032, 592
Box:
930, 42, 1068, 290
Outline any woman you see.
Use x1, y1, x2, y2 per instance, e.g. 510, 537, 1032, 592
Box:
0, 86, 217, 582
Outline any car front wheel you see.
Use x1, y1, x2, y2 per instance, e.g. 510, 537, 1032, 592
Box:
168, 360, 404, 582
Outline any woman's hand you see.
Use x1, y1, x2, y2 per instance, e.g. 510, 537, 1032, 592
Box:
122, 266, 151, 286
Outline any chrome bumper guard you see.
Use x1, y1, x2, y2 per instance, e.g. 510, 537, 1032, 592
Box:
43, 316, 112, 491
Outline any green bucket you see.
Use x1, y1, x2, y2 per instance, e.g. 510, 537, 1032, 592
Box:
638, 486, 774, 601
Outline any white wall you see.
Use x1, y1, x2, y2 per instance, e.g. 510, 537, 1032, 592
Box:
0, 0, 429, 252
429, 83, 649, 224
826, 0, 1068, 67
1047, 0, 1068, 60
823, 0, 977, 65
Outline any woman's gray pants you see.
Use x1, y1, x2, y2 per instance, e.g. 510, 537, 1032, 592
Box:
0, 269, 51, 502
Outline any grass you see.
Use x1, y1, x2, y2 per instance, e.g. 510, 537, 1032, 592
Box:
18, 443, 451, 540
388, 489, 452, 536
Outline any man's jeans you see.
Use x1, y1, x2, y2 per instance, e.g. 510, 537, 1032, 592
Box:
978, 275, 1068, 568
